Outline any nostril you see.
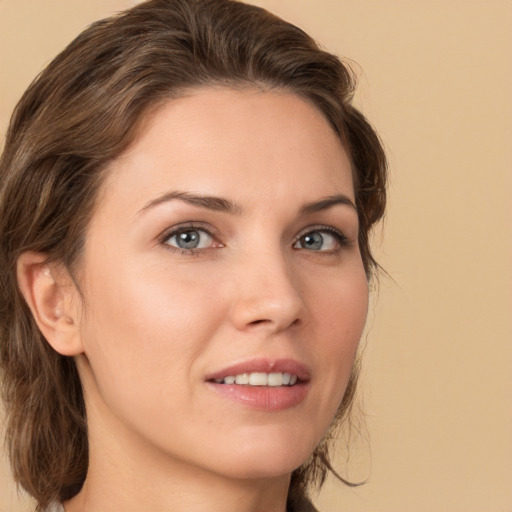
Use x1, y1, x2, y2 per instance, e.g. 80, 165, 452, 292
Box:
248, 317, 301, 328
248, 319, 268, 326
230, 280, 305, 332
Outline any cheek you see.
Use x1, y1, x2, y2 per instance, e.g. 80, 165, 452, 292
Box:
311, 263, 369, 345
77, 259, 225, 404
306, 265, 368, 404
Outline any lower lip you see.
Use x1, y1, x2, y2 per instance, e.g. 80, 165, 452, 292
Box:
206, 382, 309, 412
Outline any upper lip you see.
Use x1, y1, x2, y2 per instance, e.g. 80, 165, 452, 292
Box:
205, 358, 311, 382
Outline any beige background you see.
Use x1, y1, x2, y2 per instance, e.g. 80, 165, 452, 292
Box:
1, 1, 511, 511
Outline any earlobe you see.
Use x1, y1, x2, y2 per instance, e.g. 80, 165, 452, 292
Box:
16, 252, 84, 356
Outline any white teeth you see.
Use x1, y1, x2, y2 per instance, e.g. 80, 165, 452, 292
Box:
215, 372, 299, 386
249, 372, 268, 386
235, 373, 249, 385
267, 373, 283, 386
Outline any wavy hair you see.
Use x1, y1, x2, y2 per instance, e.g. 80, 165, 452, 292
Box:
0, 0, 386, 510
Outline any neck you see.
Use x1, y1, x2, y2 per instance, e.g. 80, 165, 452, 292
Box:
66, 460, 290, 512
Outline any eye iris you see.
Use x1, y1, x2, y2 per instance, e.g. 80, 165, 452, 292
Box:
301, 232, 323, 250
176, 230, 200, 249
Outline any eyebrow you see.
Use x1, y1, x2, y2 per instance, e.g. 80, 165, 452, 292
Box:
138, 191, 244, 216
137, 191, 357, 217
299, 194, 357, 214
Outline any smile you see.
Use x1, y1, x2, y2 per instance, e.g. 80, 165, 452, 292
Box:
213, 372, 299, 386
205, 359, 310, 411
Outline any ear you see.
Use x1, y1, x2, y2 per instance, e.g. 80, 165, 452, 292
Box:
16, 252, 84, 356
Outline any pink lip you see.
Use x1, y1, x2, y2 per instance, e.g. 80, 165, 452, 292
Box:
204, 358, 311, 382
205, 358, 311, 412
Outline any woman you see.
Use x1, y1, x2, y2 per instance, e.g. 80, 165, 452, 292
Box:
0, 0, 386, 511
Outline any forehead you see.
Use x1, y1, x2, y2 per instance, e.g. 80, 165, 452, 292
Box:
98, 88, 354, 214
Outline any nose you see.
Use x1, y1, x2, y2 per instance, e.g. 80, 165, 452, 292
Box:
229, 248, 305, 333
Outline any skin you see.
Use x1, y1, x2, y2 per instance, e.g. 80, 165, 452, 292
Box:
19, 88, 368, 512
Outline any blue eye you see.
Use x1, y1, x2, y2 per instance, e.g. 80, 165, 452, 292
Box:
294, 229, 346, 251
164, 228, 214, 250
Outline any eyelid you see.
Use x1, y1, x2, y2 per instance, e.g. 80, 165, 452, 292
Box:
158, 222, 223, 251
157, 222, 352, 254
294, 225, 352, 249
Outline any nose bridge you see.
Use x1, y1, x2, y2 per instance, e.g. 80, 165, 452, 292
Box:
230, 241, 305, 332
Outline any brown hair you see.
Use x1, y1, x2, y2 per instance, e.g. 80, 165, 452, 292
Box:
0, 0, 386, 510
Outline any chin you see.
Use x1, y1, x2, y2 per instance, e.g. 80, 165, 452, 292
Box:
205, 428, 320, 481
219, 456, 306, 481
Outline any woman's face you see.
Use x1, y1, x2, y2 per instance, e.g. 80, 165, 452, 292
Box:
73, 88, 368, 480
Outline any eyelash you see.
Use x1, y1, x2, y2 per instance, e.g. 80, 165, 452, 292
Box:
295, 225, 351, 251
159, 223, 220, 256
159, 223, 351, 255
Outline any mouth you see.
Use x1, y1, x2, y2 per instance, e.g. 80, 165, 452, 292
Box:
210, 372, 299, 387
205, 359, 310, 411
205, 358, 310, 385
